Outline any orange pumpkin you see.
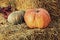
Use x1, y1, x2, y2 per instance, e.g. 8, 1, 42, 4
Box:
24, 8, 51, 28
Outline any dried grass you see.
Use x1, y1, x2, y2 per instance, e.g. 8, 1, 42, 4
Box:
0, 0, 60, 40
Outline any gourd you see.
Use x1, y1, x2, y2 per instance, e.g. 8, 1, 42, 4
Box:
24, 8, 51, 28
7, 10, 25, 24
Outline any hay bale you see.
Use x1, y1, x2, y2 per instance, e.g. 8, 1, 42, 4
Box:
0, 13, 7, 24
14, 0, 40, 10
0, 0, 10, 8
0, 0, 60, 40
0, 23, 60, 40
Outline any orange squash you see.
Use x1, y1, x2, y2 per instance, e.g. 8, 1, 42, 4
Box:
24, 8, 51, 28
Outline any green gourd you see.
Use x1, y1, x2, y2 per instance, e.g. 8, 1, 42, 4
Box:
7, 10, 25, 24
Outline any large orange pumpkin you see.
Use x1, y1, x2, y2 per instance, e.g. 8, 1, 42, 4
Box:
24, 8, 51, 28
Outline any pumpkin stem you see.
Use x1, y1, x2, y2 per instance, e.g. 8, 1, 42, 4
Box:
36, 10, 39, 13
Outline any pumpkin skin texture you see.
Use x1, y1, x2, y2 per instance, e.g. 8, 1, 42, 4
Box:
7, 10, 25, 24
24, 8, 51, 28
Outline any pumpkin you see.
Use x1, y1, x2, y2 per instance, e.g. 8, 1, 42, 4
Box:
7, 10, 25, 24
24, 8, 51, 28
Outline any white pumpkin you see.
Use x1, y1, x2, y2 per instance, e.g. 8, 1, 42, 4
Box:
7, 10, 25, 24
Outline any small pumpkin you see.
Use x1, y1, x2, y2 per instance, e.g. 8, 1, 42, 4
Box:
24, 8, 51, 28
7, 10, 25, 24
